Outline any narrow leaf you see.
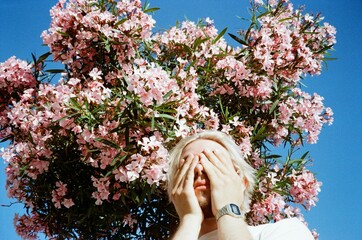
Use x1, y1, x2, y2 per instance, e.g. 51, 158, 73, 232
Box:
46, 69, 66, 74
95, 138, 121, 149
269, 99, 280, 114
151, 113, 155, 131
212, 27, 227, 44
143, 7, 160, 13
37, 52, 52, 63
156, 113, 175, 120
115, 18, 127, 26
228, 33, 248, 46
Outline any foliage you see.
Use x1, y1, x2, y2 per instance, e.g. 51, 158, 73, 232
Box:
0, 0, 335, 239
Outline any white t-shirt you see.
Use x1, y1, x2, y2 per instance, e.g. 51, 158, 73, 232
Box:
198, 218, 314, 240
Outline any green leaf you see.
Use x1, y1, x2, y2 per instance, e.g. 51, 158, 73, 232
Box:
265, 154, 282, 159
252, 125, 266, 142
95, 138, 121, 149
193, 37, 210, 50
143, 7, 160, 13
218, 96, 229, 121
288, 158, 307, 166
151, 113, 155, 131
115, 18, 127, 27
104, 39, 111, 52
180, 43, 192, 55
37, 52, 52, 64
269, 99, 280, 114
256, 166, 267, 179
46, 69, 66, 74
315, 44, 334, 54
212, 27, 227, 44
228, 33, 248, 46
0, 135, 12, 143
110, 154, 127, 167
300, 151, 309, 160
163, 90, 173, 100
156, 113, 175, 120
56, 31, 70, 37
322, 57, 338, 61
272, 188, 289, 196
278, 17, 294, 23
68, 98, 82, 110
31, 53, 37, 66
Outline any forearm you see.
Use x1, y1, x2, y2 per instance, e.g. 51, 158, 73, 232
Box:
217, 216, 252, 240
171, 216, 201, 240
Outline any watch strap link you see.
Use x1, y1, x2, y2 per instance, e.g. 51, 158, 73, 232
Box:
216, 203, 244, 221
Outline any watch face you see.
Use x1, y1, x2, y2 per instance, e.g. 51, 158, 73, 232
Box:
230, 204, 241, 215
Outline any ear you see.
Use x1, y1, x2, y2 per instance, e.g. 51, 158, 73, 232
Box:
242, 176, 249, 188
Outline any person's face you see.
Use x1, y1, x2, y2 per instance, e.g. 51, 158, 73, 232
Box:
180, 139, 233, 213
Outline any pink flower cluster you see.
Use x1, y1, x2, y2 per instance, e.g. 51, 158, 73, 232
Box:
248, 1, 336, 82
126, 59, 180, 107
13, 213, 45, 240
289, 169, 322, 210
270, 89, 334, 145
52, 181, 75, 208
91, 176, 111, 205
248, 163, 320, 240
41, 0, 155, 76
0, 57, 37, 114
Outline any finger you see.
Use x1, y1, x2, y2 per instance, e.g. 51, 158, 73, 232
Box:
183, 156, 198, 189
202, 149, 228, 174
199, 153, 219, 179
172, 154, 194, 193
173, 154, 194, 182
212, 149, 235, 172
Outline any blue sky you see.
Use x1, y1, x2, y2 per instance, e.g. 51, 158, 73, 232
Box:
1, 0, 361, 239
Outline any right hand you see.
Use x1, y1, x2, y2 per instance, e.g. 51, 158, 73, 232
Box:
171, 154, 203, 224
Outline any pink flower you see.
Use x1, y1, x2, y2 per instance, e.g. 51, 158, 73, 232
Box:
122, 213, 137, 229
89, 68, 102, 80
143, 165, 165, 185
63, 198, 75, 208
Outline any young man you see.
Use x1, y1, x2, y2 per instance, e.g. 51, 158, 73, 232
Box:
167, 130, 314, 240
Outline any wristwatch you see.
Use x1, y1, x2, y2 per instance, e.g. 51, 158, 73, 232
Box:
216, 203, 243, 221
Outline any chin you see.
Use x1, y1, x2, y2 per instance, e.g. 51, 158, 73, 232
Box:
195, 190, 210, 206
195, 190, 213, 218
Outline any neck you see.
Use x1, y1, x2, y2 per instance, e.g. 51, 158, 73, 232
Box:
200, 217, 218, 237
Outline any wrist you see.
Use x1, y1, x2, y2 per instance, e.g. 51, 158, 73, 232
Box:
216, 215, 252, 240
180, 214, 203, 226
173, 215, 201, 240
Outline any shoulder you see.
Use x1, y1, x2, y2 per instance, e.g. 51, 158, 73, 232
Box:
257, 218, 314, 240
275, 217, 308, 227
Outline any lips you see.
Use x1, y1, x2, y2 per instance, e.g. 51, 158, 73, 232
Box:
194, 180, 209, 190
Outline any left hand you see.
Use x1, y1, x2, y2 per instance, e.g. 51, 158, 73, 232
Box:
199, 149, 246, 216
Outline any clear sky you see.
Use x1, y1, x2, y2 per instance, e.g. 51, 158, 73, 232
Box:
1, 0, 361, 239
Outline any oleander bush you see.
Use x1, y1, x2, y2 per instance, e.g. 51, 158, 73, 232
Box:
0, 0, 335, 239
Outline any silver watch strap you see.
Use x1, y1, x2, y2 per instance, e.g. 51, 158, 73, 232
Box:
216, 203, 243, 221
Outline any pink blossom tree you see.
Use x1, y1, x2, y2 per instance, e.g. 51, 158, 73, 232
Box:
0, 0, 335, 239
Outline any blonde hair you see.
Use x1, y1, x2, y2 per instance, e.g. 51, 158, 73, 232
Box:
167, 130, 256, 213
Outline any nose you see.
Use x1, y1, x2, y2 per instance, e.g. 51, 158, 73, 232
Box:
194, 161, 204, 176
